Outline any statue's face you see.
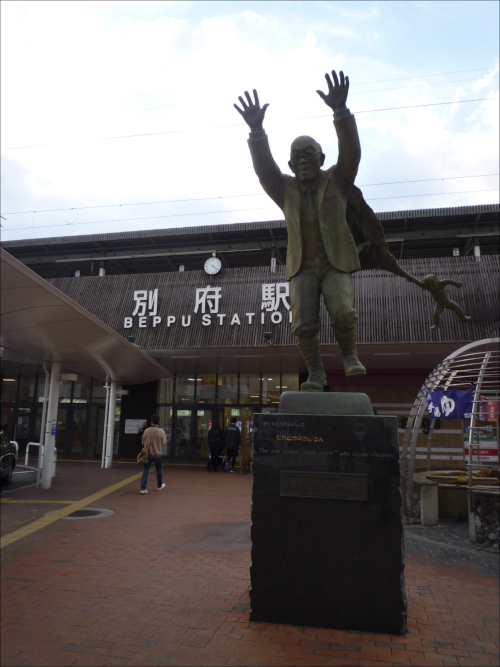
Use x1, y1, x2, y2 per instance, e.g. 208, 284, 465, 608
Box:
289, 136, 325, 183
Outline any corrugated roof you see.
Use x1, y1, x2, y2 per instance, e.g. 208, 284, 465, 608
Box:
2, 202, 498, 248
376, 203, 499, 220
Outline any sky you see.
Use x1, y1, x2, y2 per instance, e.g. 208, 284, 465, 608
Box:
1, 0, 499, 242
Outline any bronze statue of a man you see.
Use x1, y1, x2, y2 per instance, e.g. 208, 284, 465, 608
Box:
235, 70, 365, 391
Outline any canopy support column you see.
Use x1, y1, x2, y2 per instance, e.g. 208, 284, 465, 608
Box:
36, 364, 51, 488
104, 380, 117, 469
41, 361, 61, 490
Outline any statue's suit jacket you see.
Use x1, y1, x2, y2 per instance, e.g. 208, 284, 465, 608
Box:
248, 112, 361, 280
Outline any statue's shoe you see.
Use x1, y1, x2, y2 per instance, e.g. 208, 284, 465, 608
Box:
300, 372, 326, 392
343, 355, 366, 377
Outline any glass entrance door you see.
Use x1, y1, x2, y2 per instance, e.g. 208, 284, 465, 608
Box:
55, 408, 68, 453
174, 407, 220, 460
175, 409, 192, 458
88, 405, 106, 458
221, 407, 254, 458
69, 408, 88, 457
196, 408, 212, 460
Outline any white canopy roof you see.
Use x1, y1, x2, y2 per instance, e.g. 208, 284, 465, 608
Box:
1, 248, 168, 384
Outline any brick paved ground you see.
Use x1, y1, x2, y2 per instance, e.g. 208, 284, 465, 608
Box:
1, 463, 499, 667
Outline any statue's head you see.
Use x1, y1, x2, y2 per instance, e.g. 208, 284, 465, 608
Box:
423, 274, 440, 289
289, 136, 325, 183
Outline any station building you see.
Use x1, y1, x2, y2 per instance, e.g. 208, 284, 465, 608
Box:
1, 202, 499, 468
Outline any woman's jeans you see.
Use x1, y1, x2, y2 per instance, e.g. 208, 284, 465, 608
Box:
141, 457, 162, 490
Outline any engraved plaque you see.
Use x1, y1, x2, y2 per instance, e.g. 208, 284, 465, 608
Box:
280, 471, 368, 501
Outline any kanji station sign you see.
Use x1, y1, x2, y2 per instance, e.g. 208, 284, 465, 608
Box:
123, 283, 292, 330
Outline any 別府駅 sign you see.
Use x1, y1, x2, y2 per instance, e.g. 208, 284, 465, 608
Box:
123, 282, 292, 329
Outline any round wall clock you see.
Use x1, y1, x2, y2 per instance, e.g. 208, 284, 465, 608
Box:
204, 256, 222, 275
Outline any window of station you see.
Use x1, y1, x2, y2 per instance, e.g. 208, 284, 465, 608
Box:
175, 375, 195, 403
281, 374, 299, 393
18, 376, 36, 401
72, 376, 91, 403
59, 378, 73, 404
37, 376, 48, 402
196, 375, 216, 404
1, 376, 19, 402
91, 380, 108, 403
262, 374, 280, 405
217, 374, 238, 403
157, 378, 174, 404
239, 375, 261, 404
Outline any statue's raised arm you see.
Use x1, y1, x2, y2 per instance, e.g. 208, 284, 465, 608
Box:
234, 89, 269, 132
234, 89, 285, 210
316, 70, 350, 111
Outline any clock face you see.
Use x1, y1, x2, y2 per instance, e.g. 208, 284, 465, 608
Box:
204, 257, 222, 275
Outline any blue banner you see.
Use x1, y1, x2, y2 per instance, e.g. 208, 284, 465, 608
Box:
426, 388, 473, 420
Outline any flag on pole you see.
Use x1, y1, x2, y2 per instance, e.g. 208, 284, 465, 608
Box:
426, 388, 473, 420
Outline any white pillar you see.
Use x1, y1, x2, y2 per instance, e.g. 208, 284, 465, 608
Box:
101, 382, 110, 468
104, 380, 117, 469
41, 361, 61, 490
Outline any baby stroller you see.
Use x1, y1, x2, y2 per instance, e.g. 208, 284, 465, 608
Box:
207, 447, 225, 472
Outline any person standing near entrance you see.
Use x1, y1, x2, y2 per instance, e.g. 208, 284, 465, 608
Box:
136, 421, 148, 453
208, 421, 224, 472
224, 418, 241, 473
140, 414, 166, 495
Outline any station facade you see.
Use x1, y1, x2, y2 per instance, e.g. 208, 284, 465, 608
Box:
1, 203, 499, 467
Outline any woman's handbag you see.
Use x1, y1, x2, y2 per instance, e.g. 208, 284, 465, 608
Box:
137, 448, 149, 466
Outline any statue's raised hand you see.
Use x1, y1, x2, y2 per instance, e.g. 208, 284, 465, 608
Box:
234, 89, 269, 131
317, 70, 349, 110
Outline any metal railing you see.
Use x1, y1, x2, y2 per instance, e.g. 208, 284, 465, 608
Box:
25, 442, 40, 466
24, 442, 57, 487
10, 441, 19, 455
401, 339, 499, 514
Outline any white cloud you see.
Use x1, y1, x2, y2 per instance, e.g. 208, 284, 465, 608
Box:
1, 2, 498, 241
473, 60, 500, 91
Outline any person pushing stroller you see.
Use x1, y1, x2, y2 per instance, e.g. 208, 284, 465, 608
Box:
208, 422, 224, 472
224, 418, 241, 473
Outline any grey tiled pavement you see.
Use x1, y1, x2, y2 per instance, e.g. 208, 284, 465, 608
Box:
404, 520, 500, 576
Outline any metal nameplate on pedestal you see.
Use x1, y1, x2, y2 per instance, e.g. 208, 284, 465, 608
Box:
280, 471, 368, 501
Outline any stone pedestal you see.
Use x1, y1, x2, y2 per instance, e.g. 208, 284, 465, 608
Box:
250, 410, 407, 635
279, 391, 374, 416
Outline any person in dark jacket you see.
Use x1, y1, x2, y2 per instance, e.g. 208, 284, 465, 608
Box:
135, 421, 148, 452
208, 422, 224, 472
224, 418, 241, 472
